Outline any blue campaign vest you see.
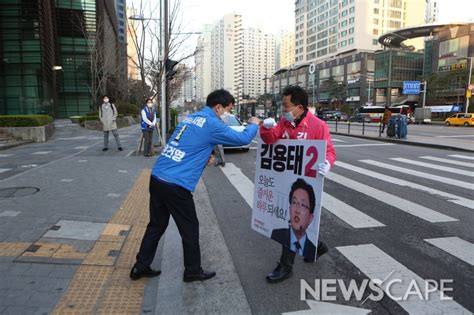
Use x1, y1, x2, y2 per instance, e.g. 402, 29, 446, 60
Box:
141, 106, 155, 130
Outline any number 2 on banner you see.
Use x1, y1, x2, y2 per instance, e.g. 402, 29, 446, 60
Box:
305, 146, 318, 178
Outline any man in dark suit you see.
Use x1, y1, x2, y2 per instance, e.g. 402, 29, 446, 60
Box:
267, 178, 328, 283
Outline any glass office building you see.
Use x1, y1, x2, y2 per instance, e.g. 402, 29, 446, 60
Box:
0, 0, 120, 118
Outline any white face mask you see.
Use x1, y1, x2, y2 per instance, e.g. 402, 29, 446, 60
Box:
147, 103, 153, 108
220, 111, 230, 120
103, 98, 109, 103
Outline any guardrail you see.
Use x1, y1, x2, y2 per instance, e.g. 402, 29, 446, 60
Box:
325, 120, 383, 137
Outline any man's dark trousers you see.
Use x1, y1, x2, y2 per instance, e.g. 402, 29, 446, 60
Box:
135, 176, 201, 274
280, 246, 296, 269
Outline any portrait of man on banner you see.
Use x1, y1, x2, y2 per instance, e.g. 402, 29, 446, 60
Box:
252, 139, 326, 263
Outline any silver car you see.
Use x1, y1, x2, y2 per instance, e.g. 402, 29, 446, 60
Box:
221, 115, 250, 152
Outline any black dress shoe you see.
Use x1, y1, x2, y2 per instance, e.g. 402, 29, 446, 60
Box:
266, 262, 293, 283
183, 269, 216, 282
118, 147, 123, 151
102, 148, 108, 151
304, 241, 329, 263
129, 265, 161, 280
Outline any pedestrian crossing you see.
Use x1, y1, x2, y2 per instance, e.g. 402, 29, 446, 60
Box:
217, 152, 473, 313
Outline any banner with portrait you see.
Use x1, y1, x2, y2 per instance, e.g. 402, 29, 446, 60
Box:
252, 139, 326, 262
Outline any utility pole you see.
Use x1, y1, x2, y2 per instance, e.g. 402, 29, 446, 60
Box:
466, 57, 472, 114
160, 0, 168, 142
422, 80, 427, 108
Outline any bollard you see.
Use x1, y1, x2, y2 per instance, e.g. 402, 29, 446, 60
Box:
348, 121, 351, 134
362, 120, 365, 135
335, 119, 338, 132
378, 122, 382, 137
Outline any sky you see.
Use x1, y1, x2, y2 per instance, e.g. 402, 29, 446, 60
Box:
128, 0, 474, 62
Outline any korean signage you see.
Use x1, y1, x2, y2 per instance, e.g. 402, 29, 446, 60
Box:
402, 81, 421, 95
438, 63, 467, 72
252, 139, 326, 262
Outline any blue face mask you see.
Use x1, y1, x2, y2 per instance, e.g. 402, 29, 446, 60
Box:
283, 111, 294, 122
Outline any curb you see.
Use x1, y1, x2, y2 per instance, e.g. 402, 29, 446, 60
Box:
0, 140, 33, 151
331, 132, 474, 153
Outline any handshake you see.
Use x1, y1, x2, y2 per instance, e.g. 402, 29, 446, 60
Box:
262, 118, 276, 129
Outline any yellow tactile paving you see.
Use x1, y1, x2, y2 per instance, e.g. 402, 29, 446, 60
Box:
0, 242, 31, 256
53, 169, 151, 314
52, 244, 87, 260
82, 241, 123, 266
22, 242, 62, 258
52, 266, 113, 314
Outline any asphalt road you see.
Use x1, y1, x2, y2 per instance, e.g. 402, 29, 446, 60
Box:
203, 134, 474, 314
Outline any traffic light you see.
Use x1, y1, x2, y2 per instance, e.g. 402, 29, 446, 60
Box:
165, 59, 178, 81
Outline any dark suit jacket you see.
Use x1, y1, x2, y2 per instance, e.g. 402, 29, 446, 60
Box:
271, 228, 316, 261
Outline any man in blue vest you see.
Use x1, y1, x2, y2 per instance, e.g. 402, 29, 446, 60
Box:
130, 89, 261, 282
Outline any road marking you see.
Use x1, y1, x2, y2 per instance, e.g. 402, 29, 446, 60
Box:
0, 211, 21, 217
20, 164, 37, 168
32, 151, 52, 155
252, 140, 258, 144
337, 244, 471, 314
425, 237, 474, 265
327, 172, 458, 222
359, 160, 473, 190
419, 156, 474, 168
436, 134, 474, 138
331, 138, 347, 142
0, 141, 102, 183
448, 154, 474, 161
74, 146, 90, 150
78, 160, 88, 163
323, 193, 385, 228
60, 179, 73, 182
335, 161, 473, 210
220, 163, 254, 208
106, 193, 120, 198
390, 158, 474, 177
334, 143, 395, 148
125, 150, 135, 157
118, 170, 128, 173
0, 154, 13, 158
283, 300, 370, 315
0, 168, 11, 173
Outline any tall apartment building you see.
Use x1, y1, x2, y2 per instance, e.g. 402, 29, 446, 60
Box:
276, 30, 295, 69
210, 14, 243, 98
242, 28, 276, 98
126, 7, 139, 80
295, 0, 426, 65
425, 0, 439, 23
195, 25, 213, 103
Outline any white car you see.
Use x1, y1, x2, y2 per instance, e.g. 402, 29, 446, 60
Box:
221, 114, 250, 152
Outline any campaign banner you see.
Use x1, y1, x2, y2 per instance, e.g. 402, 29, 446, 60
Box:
252, 139, 326, 262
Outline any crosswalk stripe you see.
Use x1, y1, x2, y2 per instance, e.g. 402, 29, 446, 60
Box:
331, 138, 346, 142
220, 163, 254, 208
335, 161, 473, 210
334, 143, 395, 148
323, 193, 385, 228
425, 237, 474, 266
420, 156, 474, 168
337, 244, 470, 314
359, 160, 473, 190
327, 172, 458, 223
32, 151, 52, 155
0, 169, 11, 173
448, 154, 474, 161
390, 158, 474, 177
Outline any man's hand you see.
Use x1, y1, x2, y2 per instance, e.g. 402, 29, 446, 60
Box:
262, 118, 276, 129
317, 159, 331, 176
207, 155, 216, 167
248, 117, 261, 125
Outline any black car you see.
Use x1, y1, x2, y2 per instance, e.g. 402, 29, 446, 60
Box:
349, 113, 371, 123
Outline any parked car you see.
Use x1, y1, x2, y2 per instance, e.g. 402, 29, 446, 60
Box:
349, 113, 371, 123
221, 114, 251, 151
323, 111, 349, 121
445, 113, 474, 126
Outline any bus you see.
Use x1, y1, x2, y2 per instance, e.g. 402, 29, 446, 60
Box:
358, 105, 413, 123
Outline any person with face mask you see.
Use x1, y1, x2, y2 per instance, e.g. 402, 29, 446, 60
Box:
141, 98, 157, 157
99, 95, 123, 152
260, 85, 336, 283
130, 89, 261, 283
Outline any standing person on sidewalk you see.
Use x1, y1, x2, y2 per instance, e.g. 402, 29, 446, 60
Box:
130, 89, 261, 282
99, 95, 123, 152
141, 98, 157, 157
381, 105, 392, 134
260, 85, 336, 283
